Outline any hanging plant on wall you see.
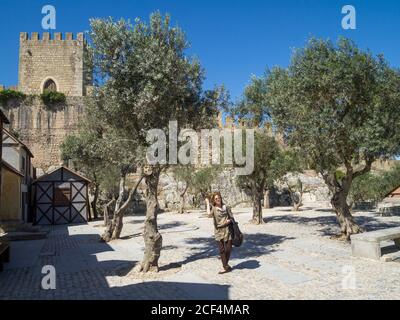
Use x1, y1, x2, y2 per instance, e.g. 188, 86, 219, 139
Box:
0, 89, 26, 107
40, 90, 66, 108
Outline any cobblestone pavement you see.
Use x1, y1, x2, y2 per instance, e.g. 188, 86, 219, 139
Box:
1, 204, 400, 300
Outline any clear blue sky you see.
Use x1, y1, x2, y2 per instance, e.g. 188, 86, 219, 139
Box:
0, 0, 399, 100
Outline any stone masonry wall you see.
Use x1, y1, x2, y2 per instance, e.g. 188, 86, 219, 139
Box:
18, 32, 92, 96
155, 169, 331, 211
2, 97, 331, 207
3, 97, 85, 172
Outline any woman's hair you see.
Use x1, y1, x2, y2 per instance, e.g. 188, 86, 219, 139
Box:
211, 192, 224, 207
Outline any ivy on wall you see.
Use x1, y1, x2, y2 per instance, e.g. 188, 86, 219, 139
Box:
40, 90, 66, 107
0, 89, 26, 106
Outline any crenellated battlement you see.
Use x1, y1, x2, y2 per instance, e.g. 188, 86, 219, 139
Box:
19, 32, 85, 43
18, 31, 92, 97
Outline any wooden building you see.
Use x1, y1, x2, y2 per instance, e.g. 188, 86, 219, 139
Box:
0, 110, 10, 216
2, 129, 35, 223
33, 166, 91, 225
0, 160, 24, 221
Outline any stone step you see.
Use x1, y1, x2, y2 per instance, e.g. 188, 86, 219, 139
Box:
0, 221, 24, 232
1, 231, 48, 241
0, 222, 43, 233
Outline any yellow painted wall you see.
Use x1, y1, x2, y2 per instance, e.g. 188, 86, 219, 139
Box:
0, 167, 22, 221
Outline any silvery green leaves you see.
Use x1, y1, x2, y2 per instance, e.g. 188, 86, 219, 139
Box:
265, 37, 400, 237
85, 12, 225, 270
266, 38, 400, 173
87, 12, 223, 155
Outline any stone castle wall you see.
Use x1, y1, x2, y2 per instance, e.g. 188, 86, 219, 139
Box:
3, 31, 332, 208
2, 97, 331, 206
3, 97, 85, 172
18, 32, 92, 96
155, 169, 331, 211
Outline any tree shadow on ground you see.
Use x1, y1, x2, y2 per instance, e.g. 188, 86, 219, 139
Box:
273, 206, 316, 212
163, 245, 179, 251
127, 218, 145, 225
159, 221, 188, 231
121, 221, 189, 240
265, 213, 399, 237
314, 208, 335, 213
0, 226, 231, 299
119, 233, 143, 240
161, 233, 295, 271
108, 281, 230, 300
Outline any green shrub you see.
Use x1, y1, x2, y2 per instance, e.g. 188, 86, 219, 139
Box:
40, 90, 66, 106
0, 89, 26, 106
350, 164, 400, 204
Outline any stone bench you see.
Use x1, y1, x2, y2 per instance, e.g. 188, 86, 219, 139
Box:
0, 241, 10, 272
350, 227, 400, 261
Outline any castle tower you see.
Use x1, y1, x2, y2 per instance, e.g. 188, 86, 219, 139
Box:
18, 32, 92, 96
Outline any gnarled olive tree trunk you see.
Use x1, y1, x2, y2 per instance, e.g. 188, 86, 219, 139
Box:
178, 184, 189, 214
138, 169, 163, 273
290, 187, 303, 212
103, 198, 116, 227
90, 182, 100, 220
251, 183, 264, 225
330, 189, 363, 240
292, 200, 303, 212
101, 176, 125, 242
323, 171, 365, 240
205, 197, 211, 217
101, 174, 144, 242
263, 189, 271, 209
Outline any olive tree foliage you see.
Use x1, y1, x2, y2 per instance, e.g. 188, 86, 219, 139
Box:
61, 102, 123, 222
233, 75, 271, 128
349, 172, 387, 206
61, 105, 143, 242
230, 76, 290, 224
273, 150, 307, 211
350, 164, 400, 205
265, 37, 400, 239
88, 12, 225, 272
61, 130, 109, 220
236, 131, 282, 224
171, 165, 194, 214
190, 166, 219, 207
172, 165, 219, 213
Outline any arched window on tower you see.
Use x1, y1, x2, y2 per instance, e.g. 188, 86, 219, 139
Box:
43, 79, 57, 92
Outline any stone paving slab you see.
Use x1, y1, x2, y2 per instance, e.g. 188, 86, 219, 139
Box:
0, 206, 399, 300
258, 263, 314, 285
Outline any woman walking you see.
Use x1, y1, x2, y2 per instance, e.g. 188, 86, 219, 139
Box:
211, 192, 234, 274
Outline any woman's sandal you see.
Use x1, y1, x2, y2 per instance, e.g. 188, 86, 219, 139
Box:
218, 266, 233, 274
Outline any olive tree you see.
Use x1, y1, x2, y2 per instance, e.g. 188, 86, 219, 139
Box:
266, 38, 400, 239
236, 131, 282, 224
88, 12, 223, 272
172, 165, 194, 214
61, 114, 143, 241
61, 132, 105, 220
231, 76, 287, 223
273, 150, 306, 211
173, 165, 219, 213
